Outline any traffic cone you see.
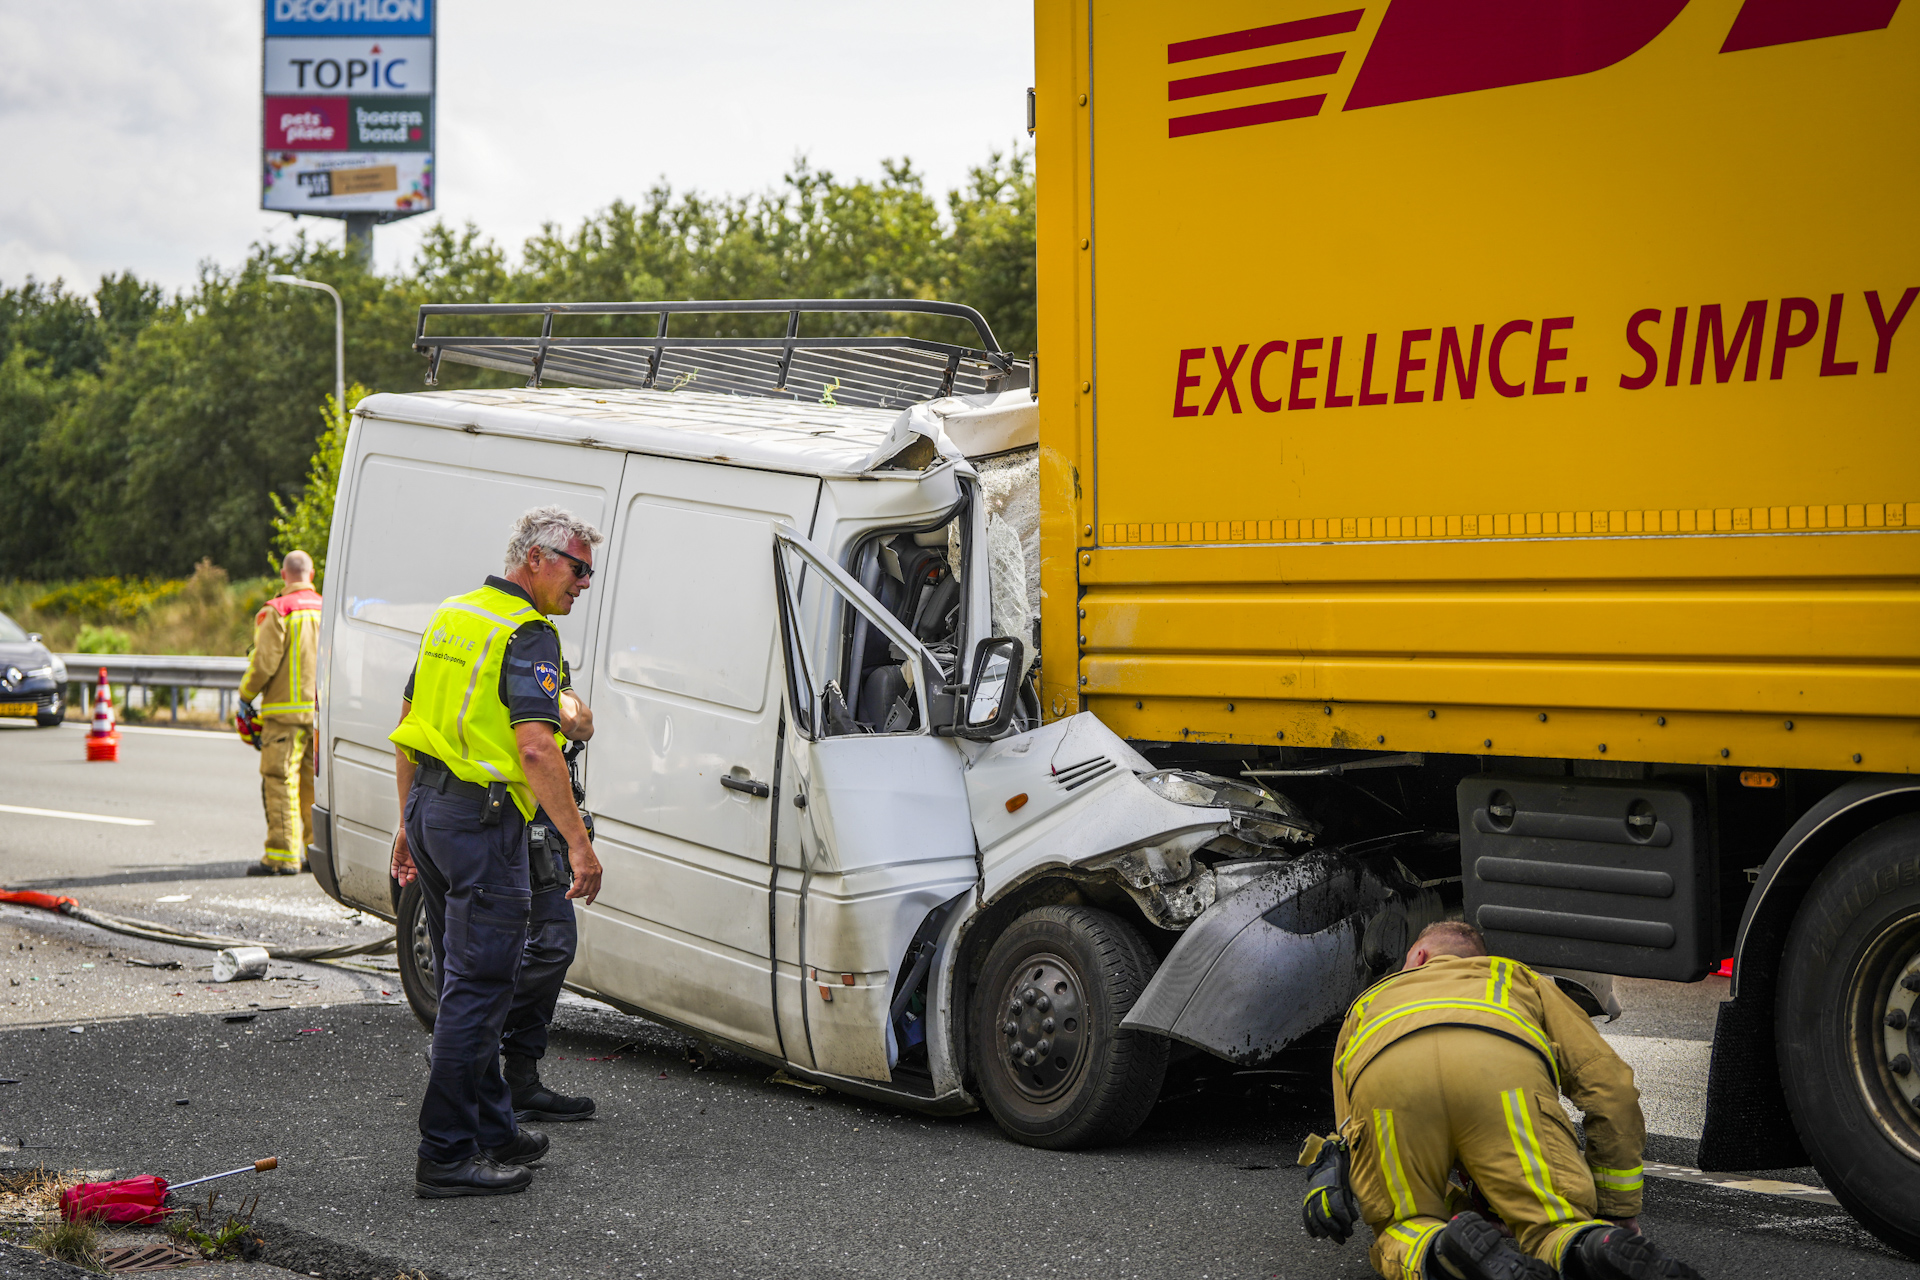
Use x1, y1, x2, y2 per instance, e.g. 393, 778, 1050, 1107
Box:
86, 667, 119, 762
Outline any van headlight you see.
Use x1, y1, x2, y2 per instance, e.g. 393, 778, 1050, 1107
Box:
1140, 771, 1226, 806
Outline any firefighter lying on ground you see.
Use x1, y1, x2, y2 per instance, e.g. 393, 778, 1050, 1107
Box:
1298, 920, 1705, 1280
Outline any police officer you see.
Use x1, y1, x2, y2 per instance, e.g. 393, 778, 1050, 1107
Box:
388, 506, 605, 1198
1300, 921, 1703, 1280
501, 679, 598, 1125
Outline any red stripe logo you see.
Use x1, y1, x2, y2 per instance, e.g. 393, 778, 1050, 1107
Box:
1165, 0, 1903, 140
1166, 8, 1363, 138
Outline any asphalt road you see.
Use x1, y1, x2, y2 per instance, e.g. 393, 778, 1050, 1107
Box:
1, 718, 1914, 1279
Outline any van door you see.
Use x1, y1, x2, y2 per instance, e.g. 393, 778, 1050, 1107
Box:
321, 421, 620, 914
575, 456, 819, 1057
771, 527, 976, 1082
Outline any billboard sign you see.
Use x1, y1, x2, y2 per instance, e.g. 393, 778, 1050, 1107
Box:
262, 0, 433, 217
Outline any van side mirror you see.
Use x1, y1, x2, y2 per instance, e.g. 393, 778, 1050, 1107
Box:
27, 633, 42, 644
951, 636, 1024, 740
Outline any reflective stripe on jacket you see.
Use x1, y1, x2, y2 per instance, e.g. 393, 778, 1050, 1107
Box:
1331, 954, 1648, 1218
240, 587, 322, 724
388, 583, 563, 820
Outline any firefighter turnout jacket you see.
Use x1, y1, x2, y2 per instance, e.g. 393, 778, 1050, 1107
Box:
240, 587, 322, 724
1330, 955, 1646, 1277
1334, 955, 1645, 1216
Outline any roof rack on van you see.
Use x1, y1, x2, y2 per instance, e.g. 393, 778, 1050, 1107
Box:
413, 299, 1028, 411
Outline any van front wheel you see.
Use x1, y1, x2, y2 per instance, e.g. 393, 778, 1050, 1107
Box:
972, 905, 1167, 1149
395, 879, 439, 1032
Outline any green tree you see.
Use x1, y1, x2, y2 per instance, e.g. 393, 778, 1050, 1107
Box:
0, 147, 1037, 581
271, 382, 369, 589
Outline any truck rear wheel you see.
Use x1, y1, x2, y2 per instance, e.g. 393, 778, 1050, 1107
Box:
971, 905, 1167, 1149
1777, 813, 1920, 1261
395, 879, 439, 1032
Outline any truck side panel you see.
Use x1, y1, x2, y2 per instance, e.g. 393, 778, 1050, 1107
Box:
1035, 0, 1920, 768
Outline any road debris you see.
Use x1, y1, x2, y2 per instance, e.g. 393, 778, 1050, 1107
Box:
766, 1069, 827, 1096
211, 945, 269, 982
60, 1158, 278, 1224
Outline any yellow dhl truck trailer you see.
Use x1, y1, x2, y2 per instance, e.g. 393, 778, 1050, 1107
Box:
1031, 0, 1920, 1253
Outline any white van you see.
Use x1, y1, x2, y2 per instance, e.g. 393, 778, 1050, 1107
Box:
309, 301, 1432, 1148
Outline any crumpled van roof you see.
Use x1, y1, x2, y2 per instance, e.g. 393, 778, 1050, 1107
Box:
354, 385, 1036, 479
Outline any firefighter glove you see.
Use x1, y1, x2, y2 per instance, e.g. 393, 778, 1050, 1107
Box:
1299, 1133, 1359, 1244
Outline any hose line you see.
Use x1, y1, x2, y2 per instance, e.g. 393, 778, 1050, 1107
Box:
0, 889, 395, 962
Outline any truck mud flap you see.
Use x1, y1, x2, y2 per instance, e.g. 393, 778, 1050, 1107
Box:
1121, 850, 1437, 1065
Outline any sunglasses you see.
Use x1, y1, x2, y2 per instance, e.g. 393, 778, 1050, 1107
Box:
546, 546, 594, 581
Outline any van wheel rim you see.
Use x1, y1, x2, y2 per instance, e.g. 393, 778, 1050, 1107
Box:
410, 904, 436, 994
1850, 909, 1920, 1158
996, 953, 1087, 1104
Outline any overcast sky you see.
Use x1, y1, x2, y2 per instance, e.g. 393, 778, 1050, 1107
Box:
0, 1, 1035, 293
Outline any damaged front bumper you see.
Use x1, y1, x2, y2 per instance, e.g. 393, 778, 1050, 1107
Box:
1122, 844, 1445, 1064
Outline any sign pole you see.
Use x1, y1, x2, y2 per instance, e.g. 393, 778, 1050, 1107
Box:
345, 214, 375, 269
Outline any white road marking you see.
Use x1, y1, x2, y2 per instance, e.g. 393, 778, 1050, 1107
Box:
0, 802, 153, 827
1645, 1162, 1837, 1206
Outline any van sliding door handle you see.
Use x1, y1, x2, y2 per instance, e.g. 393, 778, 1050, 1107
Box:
721, 775, 771, 798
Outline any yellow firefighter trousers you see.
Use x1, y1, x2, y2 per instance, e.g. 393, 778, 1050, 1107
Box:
1346, 1028, 1609, 1280
259, 722, 314, 867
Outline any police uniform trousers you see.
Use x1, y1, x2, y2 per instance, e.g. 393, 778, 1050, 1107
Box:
502, 865, 577, 1063
404, 782, 531, 1163
1347, 1027, 1609, 1280
258, 723, 314, 868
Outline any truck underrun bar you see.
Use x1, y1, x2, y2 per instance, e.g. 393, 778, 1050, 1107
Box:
413, 299, 1027, 411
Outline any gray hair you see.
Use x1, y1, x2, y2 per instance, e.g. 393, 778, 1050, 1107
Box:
504, 505, 604, 574
282, 549, 314, 578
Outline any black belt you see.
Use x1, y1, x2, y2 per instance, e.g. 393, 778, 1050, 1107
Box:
414, 758, 492, 804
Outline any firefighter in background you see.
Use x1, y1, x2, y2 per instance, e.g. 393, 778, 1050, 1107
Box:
1300, 921, 1704, 1280
240, 549, 322, 877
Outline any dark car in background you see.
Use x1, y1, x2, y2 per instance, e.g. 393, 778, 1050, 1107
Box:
0, 612, 65, 726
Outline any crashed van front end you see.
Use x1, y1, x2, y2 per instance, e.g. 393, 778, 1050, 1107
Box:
957, 714, 1447, 1069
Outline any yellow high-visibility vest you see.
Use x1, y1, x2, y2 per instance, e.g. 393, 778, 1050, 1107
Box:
390, 583, 562, 820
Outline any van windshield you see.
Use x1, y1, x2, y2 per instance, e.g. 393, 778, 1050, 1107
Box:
0, 612, 29, 644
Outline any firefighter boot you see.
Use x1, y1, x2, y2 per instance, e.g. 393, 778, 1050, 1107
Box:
1562, 1224, 1704, 1280
504, 1053, 597, 1122
1425, 1213, 1556, 1280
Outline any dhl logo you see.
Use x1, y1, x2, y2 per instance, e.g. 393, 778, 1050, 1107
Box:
1167, 0, 1903, 138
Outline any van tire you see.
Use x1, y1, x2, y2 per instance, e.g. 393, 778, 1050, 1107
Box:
1777, 813, 1920, 1262
971, 905, 1167, 1149
396, 879, 439, 1033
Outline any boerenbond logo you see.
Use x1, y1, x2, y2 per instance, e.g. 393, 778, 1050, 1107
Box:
1167, 0, 1902, 138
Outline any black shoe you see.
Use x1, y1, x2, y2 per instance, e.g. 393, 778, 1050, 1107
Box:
1566, 1225, 1703, 1280
504, 1055, 597, 1123
485, 1127, 549, 1166
1426, 1213, 1555, 1280
414, 1155, 532, 1199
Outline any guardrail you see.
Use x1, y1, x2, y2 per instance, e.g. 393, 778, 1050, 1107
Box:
57, 654, 250, 690
54, 653, 252, 725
